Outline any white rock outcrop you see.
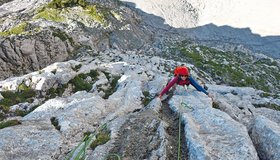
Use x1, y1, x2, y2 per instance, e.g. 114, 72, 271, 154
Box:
250, 116, 280, 160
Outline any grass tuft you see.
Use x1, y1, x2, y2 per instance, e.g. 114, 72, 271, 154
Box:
34, 8, 65, 22
69, 70, 99, 93
90, 129, 110, 150
0, 120, 21, 129
0, 86, 36, 114
142, 91, 152, 106
47, 0, 88, 9
0, 22, 27, 36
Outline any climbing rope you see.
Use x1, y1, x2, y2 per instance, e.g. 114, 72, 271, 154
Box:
181, 102, 194, 111
177, 112, 182, 160
177, 102, 194, 160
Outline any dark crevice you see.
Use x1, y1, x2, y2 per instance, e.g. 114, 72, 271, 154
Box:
160, 95, 188, 160
50, 117, 61, 131
107, 110, 161, 159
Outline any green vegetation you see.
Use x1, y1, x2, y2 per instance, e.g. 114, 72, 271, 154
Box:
0, 84, 38, 118
180, 46, 252, 87
0, 85, 36, 113
0, 22, 27, 36
46, 84, 67, 99
165, 42, 280, 94
103, 75, 121, 99
14, 105, 39, 117
97, 72, 121, 99
0, 120, 21, 129
90, 128, 110, 150
70, 74, 92, 92
254, 103, 280, 111
0, 112, 5, 121
142, 91, 153, 106
34, 8, 65, 22
18, 83, 29, 91
84, 5, 108, 24
69, 70, 99, 92
52, 29, 75, 45
67, 124, 109, 159
35, 0, 113, 26
45, 70, 99, 98
50, 117, 61, 130
47, 0, 87, 9
212, 101, 220, 109
72, 64, 82, 72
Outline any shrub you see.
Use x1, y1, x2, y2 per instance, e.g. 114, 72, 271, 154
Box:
34, 8, 65, 22
72, 64, 82, 72
85, 5, 107, 24
0, 87, 36, 113
142, 91, 152, 106
47, 0, 88, 9
69, 70, 99, 93
103, 75, 120, 99
90, 129, 110, 149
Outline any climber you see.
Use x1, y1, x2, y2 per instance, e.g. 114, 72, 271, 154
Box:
158, 66, 210, 99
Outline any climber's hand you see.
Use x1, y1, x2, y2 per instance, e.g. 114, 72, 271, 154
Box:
208, 92, 214, 100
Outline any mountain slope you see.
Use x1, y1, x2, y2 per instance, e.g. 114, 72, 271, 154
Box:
0, 0, 152, 80
0, 0, 280, 159
123, 0, 280, 58
0, 50, 279, 159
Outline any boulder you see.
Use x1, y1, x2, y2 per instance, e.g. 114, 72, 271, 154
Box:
250, 116, 280, 160
0, 121, 64, 159
169, 93, 259, 160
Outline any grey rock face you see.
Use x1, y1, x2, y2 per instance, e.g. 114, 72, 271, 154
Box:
250, 116, 280, 160
0, 0, 153, 80
23, 91, 107, 140
185, 108, 259, 160
0, 0, 48, 15
0, 30, 75, 80
0, 121, 64, 160
1, 47, 280, 159
255, 108, 280, 124
169, 93, 259, 160
0, 0, 13, 6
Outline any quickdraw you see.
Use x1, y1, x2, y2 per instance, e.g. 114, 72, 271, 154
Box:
180, 102, 194, 111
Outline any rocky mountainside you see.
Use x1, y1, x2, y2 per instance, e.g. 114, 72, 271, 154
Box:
0, 0, 152, 80
124, 0, 280, 58
0, 50, 279, 159
0, 0, 280, 160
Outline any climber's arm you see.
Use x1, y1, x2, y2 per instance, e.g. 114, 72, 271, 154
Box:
189, 77, 208, 95
159, 77, 178, 97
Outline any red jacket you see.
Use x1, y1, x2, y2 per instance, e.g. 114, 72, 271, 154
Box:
159, 76, 208, 96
